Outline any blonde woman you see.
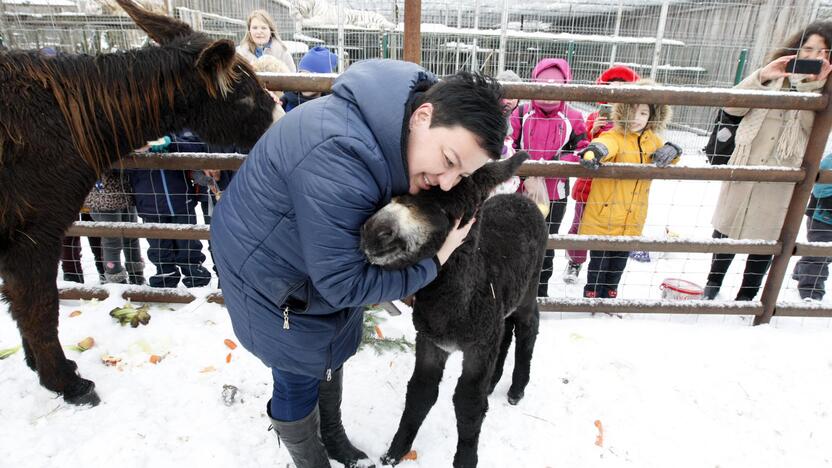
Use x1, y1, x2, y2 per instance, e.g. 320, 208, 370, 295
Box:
236, 9, 296, 72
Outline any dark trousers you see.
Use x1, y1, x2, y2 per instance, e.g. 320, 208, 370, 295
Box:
61, 212, 104, 283
585, 250, 629, 297
707, 230, 773, 300
537, 198, 568, 297
270, 367, 321, 422
794, 216, 832, 300
140, 213, 211, 288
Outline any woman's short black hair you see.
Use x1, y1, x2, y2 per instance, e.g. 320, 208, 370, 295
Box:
416, 71, 506, 160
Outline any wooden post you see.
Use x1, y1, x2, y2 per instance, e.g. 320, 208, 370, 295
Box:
756, 78, 832, 325
403, 0, 421, 64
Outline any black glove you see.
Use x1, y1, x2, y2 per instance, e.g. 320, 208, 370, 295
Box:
651, 141, 682, 168
578, 143, 609, 171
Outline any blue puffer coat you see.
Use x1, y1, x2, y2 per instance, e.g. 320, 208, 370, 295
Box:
212, 59, 440, 379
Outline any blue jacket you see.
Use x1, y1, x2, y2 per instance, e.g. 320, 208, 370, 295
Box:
212, 60, 440, 379
128, 130, 207, 217
809, 154, 832, 226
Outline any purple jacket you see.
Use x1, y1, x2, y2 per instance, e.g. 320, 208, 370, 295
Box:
511, 58, 588, 200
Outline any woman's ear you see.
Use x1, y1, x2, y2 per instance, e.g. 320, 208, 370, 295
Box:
409, 103, 434, 129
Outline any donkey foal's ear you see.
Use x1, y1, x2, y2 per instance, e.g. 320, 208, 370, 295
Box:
196, 40, 240, 98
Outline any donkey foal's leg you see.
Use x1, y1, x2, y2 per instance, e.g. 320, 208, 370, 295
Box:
452, 346, 498, 468
507, 301, 540, 405
488, 319, 513, 395
383, 334, 449, 465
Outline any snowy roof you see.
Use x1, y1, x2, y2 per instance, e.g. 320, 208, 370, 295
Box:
1, 0, 75, 5
409, 23, 686, 46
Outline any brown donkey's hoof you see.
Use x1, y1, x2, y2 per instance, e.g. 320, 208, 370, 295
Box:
63, 378, 101, 406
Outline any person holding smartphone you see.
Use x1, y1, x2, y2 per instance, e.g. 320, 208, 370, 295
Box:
705, 21, 832, 301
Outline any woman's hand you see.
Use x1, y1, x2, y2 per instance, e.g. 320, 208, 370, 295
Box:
759, 55, 796, 83
809, 57, 832, 82
436, 217, 476, 265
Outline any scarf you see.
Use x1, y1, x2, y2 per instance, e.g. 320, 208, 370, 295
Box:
732, 75, 825, 165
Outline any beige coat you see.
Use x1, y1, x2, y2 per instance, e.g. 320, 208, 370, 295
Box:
711, 69, 816, 240
236, 42, 297, 73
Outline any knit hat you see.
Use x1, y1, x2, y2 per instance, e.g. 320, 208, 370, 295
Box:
496, 69, 522, 82
597, 65, 640, 85
298, 46, 338, 73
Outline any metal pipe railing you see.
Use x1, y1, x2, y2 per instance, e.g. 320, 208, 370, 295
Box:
71, 72, 832, 321
255, 74, 827, 109
116, 152, 813, 183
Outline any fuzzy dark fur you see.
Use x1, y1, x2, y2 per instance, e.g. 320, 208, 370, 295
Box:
362, 152, 548, 468
0, 0, 276, 405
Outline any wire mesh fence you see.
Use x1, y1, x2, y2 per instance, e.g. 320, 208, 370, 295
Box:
4, 0, 832, 315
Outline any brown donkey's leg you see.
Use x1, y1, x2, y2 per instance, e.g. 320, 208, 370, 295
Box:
2, 245, 100, 406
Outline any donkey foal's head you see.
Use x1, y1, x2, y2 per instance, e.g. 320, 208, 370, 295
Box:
361, 151, 529, 269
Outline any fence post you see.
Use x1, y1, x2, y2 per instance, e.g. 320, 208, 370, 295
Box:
756, 78, 832, 325
609, 0, 623, 68
336, 0, 345, 73
650, 0, 670, 80
497, 0, 509, 73
566, 41, 576, 67
454, 3, 462, 70
471, 0, 480, 72
734, 48, 748, 85
403, 0, 421, 64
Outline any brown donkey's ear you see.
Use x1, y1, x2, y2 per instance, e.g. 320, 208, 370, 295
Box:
115, 0, 193, 45
196, 40, 240, 99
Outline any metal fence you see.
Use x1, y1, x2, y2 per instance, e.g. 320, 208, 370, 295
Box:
2, 1, 828, 106
4, 0, 832, 322
52, 72, 832, 325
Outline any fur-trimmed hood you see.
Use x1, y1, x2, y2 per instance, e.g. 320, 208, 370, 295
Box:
611, 79, 672, 134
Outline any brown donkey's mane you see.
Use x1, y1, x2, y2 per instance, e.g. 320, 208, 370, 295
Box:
1, 40, 228, 174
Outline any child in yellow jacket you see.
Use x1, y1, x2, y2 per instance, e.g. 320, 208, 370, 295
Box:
577, 79, 681, 298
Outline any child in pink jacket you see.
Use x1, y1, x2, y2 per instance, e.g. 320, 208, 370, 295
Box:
510, 58, 588, 297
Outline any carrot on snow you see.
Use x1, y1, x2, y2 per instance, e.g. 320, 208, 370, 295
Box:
594, 419, 604, 447
224, 339, 237, 350
226, 353, 232, 363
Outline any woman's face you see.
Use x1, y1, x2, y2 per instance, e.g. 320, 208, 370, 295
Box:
249, 18, 272, 47
798, 34, 830, 61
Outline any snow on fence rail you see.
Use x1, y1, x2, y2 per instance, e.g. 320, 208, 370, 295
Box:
60, 74, 832, 323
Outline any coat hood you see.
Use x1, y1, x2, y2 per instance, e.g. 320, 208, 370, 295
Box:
611, 78, 672, 134
532, 58, 572, 82
331, 59, 437, 195
530, 58, 572, 114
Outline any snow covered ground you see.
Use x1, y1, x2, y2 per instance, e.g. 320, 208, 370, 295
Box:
2, 293, 831, 467
3, 129, 832, 467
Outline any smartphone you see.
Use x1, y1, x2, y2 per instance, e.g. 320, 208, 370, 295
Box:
598, 103, 613, 118
786, 58, 823, 75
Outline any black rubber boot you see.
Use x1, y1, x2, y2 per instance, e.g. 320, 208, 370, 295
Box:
318, 368, 375, 468
267, 403, 331, 468
703, 281, 720, 300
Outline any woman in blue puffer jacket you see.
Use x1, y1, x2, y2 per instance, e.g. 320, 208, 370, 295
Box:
212, 59, 507, 467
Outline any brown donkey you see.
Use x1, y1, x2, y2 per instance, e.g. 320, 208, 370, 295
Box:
0, 0, 278, 405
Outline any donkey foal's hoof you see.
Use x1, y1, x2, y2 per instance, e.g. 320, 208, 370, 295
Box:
380, 453, 399, 466
507, 391, 524, 405
63, 378, 101, 406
